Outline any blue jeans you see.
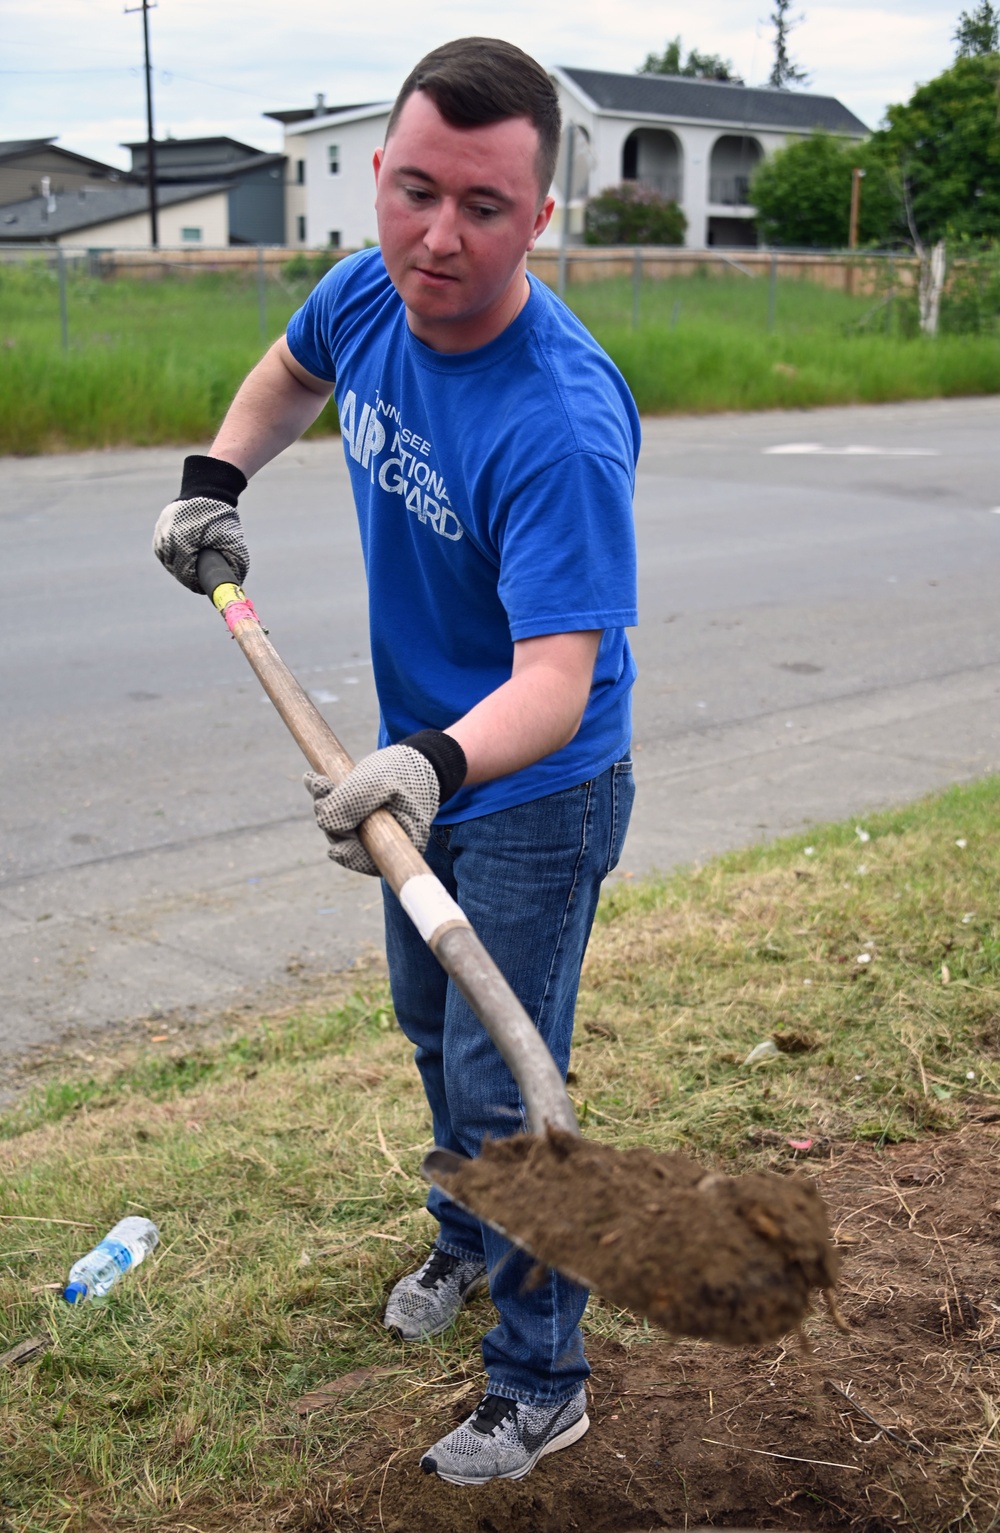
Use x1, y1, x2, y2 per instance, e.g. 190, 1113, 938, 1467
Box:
382, 757, 635, 1405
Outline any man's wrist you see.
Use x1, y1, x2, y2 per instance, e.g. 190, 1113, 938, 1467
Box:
400, 730, 467, 805
180, 455, 248, 507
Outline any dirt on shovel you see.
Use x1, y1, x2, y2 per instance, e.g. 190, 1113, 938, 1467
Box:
436, 1129, 843, 1346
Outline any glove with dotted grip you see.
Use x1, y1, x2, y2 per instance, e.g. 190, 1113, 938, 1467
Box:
304, 730, 467, 877
153, 455, 249, 593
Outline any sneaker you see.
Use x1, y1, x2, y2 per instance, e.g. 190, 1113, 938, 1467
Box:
420, 1389, 590, 1485
383, 1245, 488, 1341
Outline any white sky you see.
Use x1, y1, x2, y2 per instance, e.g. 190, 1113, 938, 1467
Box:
1, 0, 965, 171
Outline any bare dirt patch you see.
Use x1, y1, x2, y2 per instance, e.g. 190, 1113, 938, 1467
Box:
282, 1125, 1000, 1533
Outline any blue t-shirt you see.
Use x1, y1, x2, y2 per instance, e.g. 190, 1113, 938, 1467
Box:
286, 248, 640, 822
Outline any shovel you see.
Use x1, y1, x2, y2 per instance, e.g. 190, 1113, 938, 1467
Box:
194, 549, 843, 1347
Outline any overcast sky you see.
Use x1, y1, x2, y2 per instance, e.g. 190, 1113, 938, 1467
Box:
2, 0, 968, 171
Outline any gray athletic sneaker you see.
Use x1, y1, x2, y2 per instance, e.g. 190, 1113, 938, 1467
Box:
383, 1245, 488, 1340
420, 1389, 590, 1485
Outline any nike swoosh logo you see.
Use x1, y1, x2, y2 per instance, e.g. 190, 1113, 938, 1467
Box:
520, 1400, 576, 1454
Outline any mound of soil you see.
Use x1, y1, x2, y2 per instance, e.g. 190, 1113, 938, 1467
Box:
289, 1123, 1000, 1533
434, 1130, 840, 1346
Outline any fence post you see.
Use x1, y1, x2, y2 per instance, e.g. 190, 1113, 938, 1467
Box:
632, 246, 642, 329
57, 247, 69, 353
557, 122, 575, 303
767, 250, 777, 333
256, 245, 267, 342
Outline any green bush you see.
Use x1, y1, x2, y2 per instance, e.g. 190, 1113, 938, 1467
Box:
280, 249, 342, 282
585, 184, 687, 246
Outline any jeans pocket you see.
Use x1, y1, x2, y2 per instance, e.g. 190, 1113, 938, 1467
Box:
607, 758, 636, 875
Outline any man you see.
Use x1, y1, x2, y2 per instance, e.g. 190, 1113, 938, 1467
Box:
154, 36, 639, 1485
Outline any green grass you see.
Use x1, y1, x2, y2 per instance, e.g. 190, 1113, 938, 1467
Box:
1, 778, 997, 1527
0, 261, 340, 454
566, 273, 1000, 413
5, 260, 1000, 453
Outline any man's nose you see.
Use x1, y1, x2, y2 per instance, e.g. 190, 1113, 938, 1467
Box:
423, 200, 462, 257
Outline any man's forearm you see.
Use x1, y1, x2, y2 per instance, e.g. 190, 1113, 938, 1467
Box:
445, 631, 602, 784
210, 337, 333, 479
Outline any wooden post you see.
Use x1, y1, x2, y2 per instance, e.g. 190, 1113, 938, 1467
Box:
846, 166, 865, 295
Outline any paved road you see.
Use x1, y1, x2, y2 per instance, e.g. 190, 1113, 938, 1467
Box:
3, 396, 999, 1062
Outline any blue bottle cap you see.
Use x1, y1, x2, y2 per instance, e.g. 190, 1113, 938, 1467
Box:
63, 1282, 88, 1304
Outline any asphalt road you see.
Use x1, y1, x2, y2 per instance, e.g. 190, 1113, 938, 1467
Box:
3, 396, 999, 1064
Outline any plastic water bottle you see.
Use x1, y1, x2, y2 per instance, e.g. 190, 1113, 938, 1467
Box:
63, 1217, 159, 1304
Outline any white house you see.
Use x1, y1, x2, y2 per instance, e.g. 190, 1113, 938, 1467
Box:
265, 98, 390, 250
550, 67, 868, 248
265, 67, 867, 252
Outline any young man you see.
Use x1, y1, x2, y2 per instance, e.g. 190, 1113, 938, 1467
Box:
154, 37, 639, 1485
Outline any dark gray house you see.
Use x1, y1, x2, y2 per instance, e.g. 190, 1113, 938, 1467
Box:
123, 136, 286, 245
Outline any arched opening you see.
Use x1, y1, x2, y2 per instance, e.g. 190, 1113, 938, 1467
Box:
621, 128, 682, 205
708, 135, 763, 207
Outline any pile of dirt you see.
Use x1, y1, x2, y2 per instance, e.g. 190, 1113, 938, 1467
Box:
434, 1129, 841, 1346
285, 1124, 1000, 1533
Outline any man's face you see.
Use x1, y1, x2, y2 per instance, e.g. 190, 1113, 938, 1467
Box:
373, 90, 554, 353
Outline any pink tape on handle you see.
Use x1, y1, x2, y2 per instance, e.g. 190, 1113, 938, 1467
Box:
223, 598, 261, 634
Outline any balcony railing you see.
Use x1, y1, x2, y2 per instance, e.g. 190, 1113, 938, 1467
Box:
709, 175, 754, 207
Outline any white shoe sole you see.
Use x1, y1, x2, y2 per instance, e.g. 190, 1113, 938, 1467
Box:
429, 1411, 590, 1485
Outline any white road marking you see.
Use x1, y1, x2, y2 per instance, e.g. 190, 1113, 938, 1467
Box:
764, 443, 940, 456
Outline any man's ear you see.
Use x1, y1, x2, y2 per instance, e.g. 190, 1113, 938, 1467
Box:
372, 146, 384, 187
527, 194, 555, 252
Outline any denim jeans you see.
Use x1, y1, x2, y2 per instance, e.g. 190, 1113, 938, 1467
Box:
382, 756, 635, 1405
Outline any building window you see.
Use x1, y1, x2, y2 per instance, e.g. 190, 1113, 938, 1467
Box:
327, 143, 340, 175
296, 214, 306, 242
328, 231, 341, 249
180, 227, 202, 242
296, 159, 305, 185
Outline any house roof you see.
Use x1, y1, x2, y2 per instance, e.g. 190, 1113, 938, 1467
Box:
274, 101, 392, 137
121, 134, 263, 154
0, 138, 128, 175
264, 101, 379, 125
152, 152, 286, 183
0, 180, 228, 240
556, 67, 868, 136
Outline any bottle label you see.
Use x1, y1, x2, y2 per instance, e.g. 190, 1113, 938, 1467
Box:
97, 1238, 133, 1274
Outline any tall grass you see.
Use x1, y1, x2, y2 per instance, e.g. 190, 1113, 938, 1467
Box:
3, 260, 1000, 454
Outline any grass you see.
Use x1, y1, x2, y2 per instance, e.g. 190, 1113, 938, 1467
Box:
1, 777, 998, 1527
4, 259, 1000, 453
568, 273, 1000, 414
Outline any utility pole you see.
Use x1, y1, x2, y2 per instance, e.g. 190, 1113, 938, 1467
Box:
125, 0, 159, 248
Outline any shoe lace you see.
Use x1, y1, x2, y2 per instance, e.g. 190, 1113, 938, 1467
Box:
418, 1247, 461, 1290
469, 1394, 518, 1437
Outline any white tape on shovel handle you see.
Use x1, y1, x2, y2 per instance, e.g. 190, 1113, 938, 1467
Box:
399, 873, 468, 944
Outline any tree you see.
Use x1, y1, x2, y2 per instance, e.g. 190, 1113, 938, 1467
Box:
768, 0, 808, 88
750, 132, 902, 247
874, 53, 1000, 242
585, 184, 687, 245
954, 1, 1000, 55
639, 36, 739, 82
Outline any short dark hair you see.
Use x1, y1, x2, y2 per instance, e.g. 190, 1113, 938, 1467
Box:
385, 37, 562, 198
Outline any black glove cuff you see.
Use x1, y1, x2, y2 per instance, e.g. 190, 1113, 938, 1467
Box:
401, 730, 468, 805
180, 455, 248, 507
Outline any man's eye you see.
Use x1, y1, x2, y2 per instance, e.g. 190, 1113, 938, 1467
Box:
470, 204, 500, 220
404, 186, 433, 202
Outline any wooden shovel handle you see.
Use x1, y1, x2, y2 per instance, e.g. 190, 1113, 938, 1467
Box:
195, 548, 579, 1138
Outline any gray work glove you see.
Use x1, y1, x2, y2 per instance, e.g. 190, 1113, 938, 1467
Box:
153, 455, 249, 593
304, 730, 467, 876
